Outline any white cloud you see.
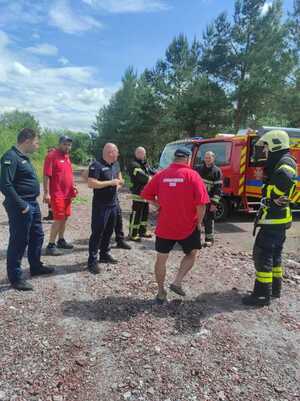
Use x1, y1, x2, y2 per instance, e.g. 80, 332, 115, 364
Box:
26, 43, 58, 56
82, 0, 169, 13
261, 1, 272, 16
0, 30, 114, 131
11, 62, 31, 77
49, 0, 103, 34
58, 57, 70, 66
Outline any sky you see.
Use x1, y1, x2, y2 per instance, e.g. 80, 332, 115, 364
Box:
0, 0, 295, 132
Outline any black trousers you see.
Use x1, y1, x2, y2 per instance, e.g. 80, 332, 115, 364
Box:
4, 200, 44, 283
253, 227, 286, 286
203, 205, 214, 241
114, 200, 124, 242
88, 203, 117, 265
129, 201, 149, 238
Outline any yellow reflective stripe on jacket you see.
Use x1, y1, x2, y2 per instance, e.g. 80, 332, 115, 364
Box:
131, 194, 148, 203
258, 207, 292, 225
277, 164, 297, 175
133, 167, 145, 176
272, 266, 283, 278
256, 271, 272, 283
272, 185, 285, 196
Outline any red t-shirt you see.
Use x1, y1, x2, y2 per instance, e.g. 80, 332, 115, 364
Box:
43, 149, 75, 199
141, 163, 209, 240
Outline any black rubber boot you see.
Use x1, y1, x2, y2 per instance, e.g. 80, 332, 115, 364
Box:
242, 281, 271, 307
272, 278, 282, 298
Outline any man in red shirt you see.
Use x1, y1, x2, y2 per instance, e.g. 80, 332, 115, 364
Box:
141, 147, 209, 304
43, 136, 77, 256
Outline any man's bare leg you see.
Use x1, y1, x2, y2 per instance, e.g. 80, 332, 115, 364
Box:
58, 218, 67, 240
49, 221, 63, 243
154, 252, 169, 298
172, 250, 198, 288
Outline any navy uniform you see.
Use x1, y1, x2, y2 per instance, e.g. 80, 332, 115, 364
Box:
243, 130, 298, 306
128, 158, 154, 241
88, 158, 119, 272
195, 162, 222, 244
0, 146, 52, 289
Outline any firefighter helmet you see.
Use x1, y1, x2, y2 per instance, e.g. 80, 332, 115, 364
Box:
256, 130, 290, 152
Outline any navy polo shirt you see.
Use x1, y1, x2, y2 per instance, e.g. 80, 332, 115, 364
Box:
88, 159, 119, 206
0, 146, 40, 210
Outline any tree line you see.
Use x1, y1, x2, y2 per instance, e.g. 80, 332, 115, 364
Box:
92, 0, 300, 165
0, 110, 94, 177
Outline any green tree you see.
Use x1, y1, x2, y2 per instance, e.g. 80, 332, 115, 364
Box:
0, 110, 40, 132
201, 0, 297, 129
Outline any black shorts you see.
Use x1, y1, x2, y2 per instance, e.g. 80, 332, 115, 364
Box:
155, 228, 201, 255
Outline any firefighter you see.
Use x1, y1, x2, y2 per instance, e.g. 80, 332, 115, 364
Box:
128, 147, 154, 241
242, 130, 297, 307
195, 151, 222, 246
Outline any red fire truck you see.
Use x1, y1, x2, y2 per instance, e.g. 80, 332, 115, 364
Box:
159, 127, 300, 220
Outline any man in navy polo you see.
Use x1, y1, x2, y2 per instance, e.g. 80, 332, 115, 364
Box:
0, 128, 54, 291
87, 143, 122, 273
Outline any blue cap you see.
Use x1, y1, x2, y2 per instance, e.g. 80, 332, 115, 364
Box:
174, 147, 192, 158
59, 135, 73, 144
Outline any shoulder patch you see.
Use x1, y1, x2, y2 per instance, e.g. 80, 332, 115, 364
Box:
4, 160, 11, 165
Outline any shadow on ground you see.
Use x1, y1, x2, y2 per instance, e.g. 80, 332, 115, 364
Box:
62, 290, 249, 334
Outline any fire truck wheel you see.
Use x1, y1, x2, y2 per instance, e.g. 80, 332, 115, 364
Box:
215, 198, 230, 222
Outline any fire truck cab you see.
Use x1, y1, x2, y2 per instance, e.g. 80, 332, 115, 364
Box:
159, 127, 300, 220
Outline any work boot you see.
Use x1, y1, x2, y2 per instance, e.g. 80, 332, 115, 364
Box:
128, 236, 141, 242
43, 211, 53, 221
11, 279, 33, 291
88, 262, 101, 274
242, 281, 271, 306
31, 264, 55, 277
140, 233, 152, 238
204, 239, 214, 247
99, 253, 118, 264
272, 278, 282, 298
45, 243, 63, 256
116, 239, 131, 250
57, 238, 74, 249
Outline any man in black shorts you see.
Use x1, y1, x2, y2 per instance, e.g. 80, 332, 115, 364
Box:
141, 148, 209, 303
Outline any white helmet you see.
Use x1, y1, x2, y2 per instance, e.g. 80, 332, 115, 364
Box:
256, 130, 290, 152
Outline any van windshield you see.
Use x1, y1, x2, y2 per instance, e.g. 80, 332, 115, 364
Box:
159, 142, 194, 169
194, 142, 232, 167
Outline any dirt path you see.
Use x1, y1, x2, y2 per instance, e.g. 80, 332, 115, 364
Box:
0, 173, 299, 401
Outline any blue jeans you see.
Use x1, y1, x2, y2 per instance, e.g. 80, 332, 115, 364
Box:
88, 204, 117, 265
4, 200, 44, 283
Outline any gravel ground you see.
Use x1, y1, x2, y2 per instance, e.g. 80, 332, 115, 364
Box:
0, 172, 299, 401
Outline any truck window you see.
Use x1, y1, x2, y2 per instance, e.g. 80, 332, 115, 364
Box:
194, 142, 232, 167
159, 142, 193, 169
249, 137, 267, 166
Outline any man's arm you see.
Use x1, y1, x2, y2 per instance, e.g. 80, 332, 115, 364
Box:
141, 174, 158, 205
0, 156, 29, 212
43, 175, 51, 204
87, 177, 120, 189
118, 171, 124, 186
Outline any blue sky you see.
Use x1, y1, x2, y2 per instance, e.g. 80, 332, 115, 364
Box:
0, 0, 295, 131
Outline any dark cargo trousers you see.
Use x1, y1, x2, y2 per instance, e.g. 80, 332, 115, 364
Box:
115, 199, 125, 242
4, 200, 44, 284
203, 206, 215, 242
253, 227, 286, 297
88, 203, 117, 266
129, 200, 149, 239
